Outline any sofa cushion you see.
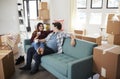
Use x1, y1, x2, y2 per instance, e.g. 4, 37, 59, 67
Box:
41, 53, 76, 76
62, 38, 97, 59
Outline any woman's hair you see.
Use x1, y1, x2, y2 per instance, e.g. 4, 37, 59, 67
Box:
36, 22, 44, 31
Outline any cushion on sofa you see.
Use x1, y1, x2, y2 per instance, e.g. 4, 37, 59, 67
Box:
62, 38, 97, 59
41, 53, 76, 76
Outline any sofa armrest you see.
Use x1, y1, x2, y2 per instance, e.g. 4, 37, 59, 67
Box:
68, 55, 93, 79
24, 39, 31, 45
24, 39, 31, 53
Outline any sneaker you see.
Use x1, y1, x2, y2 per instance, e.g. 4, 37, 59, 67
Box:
19, 65, 31, 71
15, 56, 25, 65
29, 69, 39, 75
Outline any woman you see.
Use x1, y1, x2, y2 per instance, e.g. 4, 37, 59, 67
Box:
31, 22, 51, 54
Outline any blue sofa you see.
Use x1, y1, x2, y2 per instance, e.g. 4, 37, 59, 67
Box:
24, 38, 97, 79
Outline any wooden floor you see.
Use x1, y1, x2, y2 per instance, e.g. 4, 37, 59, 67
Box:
11, 63, 57, 79
10, 43, 57, 79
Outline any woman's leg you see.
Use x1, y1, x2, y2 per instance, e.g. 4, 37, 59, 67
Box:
31, 42, 39, 51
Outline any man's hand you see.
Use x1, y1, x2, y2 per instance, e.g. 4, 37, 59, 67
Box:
70, 34, 76, 46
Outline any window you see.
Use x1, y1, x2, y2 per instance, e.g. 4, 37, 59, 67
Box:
91, 0, 103, 9
107, 0, 119, 9
89, 13, 102, 24
71, 0, 119, 35
74, 11, 86, 29
29, 1, 37, 19
76, 0, 87, 9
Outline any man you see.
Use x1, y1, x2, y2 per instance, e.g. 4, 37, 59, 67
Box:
19, 22, 75, 74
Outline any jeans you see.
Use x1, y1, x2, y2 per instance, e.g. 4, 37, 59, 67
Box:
31, 42, 45, 51
26, 45, 55, 71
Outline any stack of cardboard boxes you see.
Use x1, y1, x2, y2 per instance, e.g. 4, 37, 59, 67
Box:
39, 2, 49, 20
93, 14, 120, 79
74, 30, 84, 39
74, 30, 102, 45
107, 14, 120, 45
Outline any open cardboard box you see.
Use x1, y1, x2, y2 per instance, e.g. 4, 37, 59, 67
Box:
0, 34, 20, 54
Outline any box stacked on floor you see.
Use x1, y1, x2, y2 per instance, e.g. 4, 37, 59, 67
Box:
93, 44, 120, 79
107, 14, 120, 45
0, 50, 15, 79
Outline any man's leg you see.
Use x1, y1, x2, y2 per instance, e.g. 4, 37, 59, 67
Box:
19, 47, 35, 70
30, 52, 41, 74
43, 45, 55, 56
29, 45, 55, 74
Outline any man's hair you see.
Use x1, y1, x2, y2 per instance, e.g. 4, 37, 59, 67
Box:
52, 22, 62, 30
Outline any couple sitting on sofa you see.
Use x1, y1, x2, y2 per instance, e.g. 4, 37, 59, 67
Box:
19, 22, 76, 74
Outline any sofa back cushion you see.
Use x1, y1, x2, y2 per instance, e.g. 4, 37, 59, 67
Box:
62, 38, 97, 59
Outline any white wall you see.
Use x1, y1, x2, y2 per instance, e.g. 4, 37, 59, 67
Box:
50, 0, 71, 32
0, 0, 19, 34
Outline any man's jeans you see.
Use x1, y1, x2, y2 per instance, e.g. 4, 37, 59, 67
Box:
26, 47, 41, 71
26, 46, 55, 71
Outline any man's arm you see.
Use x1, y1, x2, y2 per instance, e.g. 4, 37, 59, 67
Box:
39, 32, 53, 43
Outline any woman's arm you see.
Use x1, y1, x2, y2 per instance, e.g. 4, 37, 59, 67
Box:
30, 31, 37, 43
39, 39, 46, 42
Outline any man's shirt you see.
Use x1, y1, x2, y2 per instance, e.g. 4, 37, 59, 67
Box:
45, 31, 71, 53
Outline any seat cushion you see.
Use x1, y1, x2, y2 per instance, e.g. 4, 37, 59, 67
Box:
41, 53, 76, 76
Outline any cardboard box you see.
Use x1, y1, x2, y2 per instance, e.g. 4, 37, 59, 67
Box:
82, 35, 102, 45
0, 50, 15, 79
93, 44, 120, 79
107, 14, 114, 20
74, 30, 83, 35
1, 34, 20, 54
107, 20, 120, 35
74, 29, 86, 35
0, 45, 11, 50
99, 76, 107, 79
40, 2, 48, 9
107, 34, 120, 45
107, 14, 120, 21
75, 34, 83, 39
39, 9, 50, 20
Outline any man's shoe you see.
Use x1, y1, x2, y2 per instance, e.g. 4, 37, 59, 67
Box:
19, 65, 31, 71
29, 69, 39, 75
15, 56, 25, 65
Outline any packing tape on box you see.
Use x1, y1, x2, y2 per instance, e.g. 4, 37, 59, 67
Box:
101, 67, 106, 78
103, 45, 118, 54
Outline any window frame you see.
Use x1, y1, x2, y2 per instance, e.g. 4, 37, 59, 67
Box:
91, 0, 103, 9
106, 0, 119, 9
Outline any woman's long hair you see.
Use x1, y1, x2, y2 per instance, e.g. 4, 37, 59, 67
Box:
36, 22, 44, 32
